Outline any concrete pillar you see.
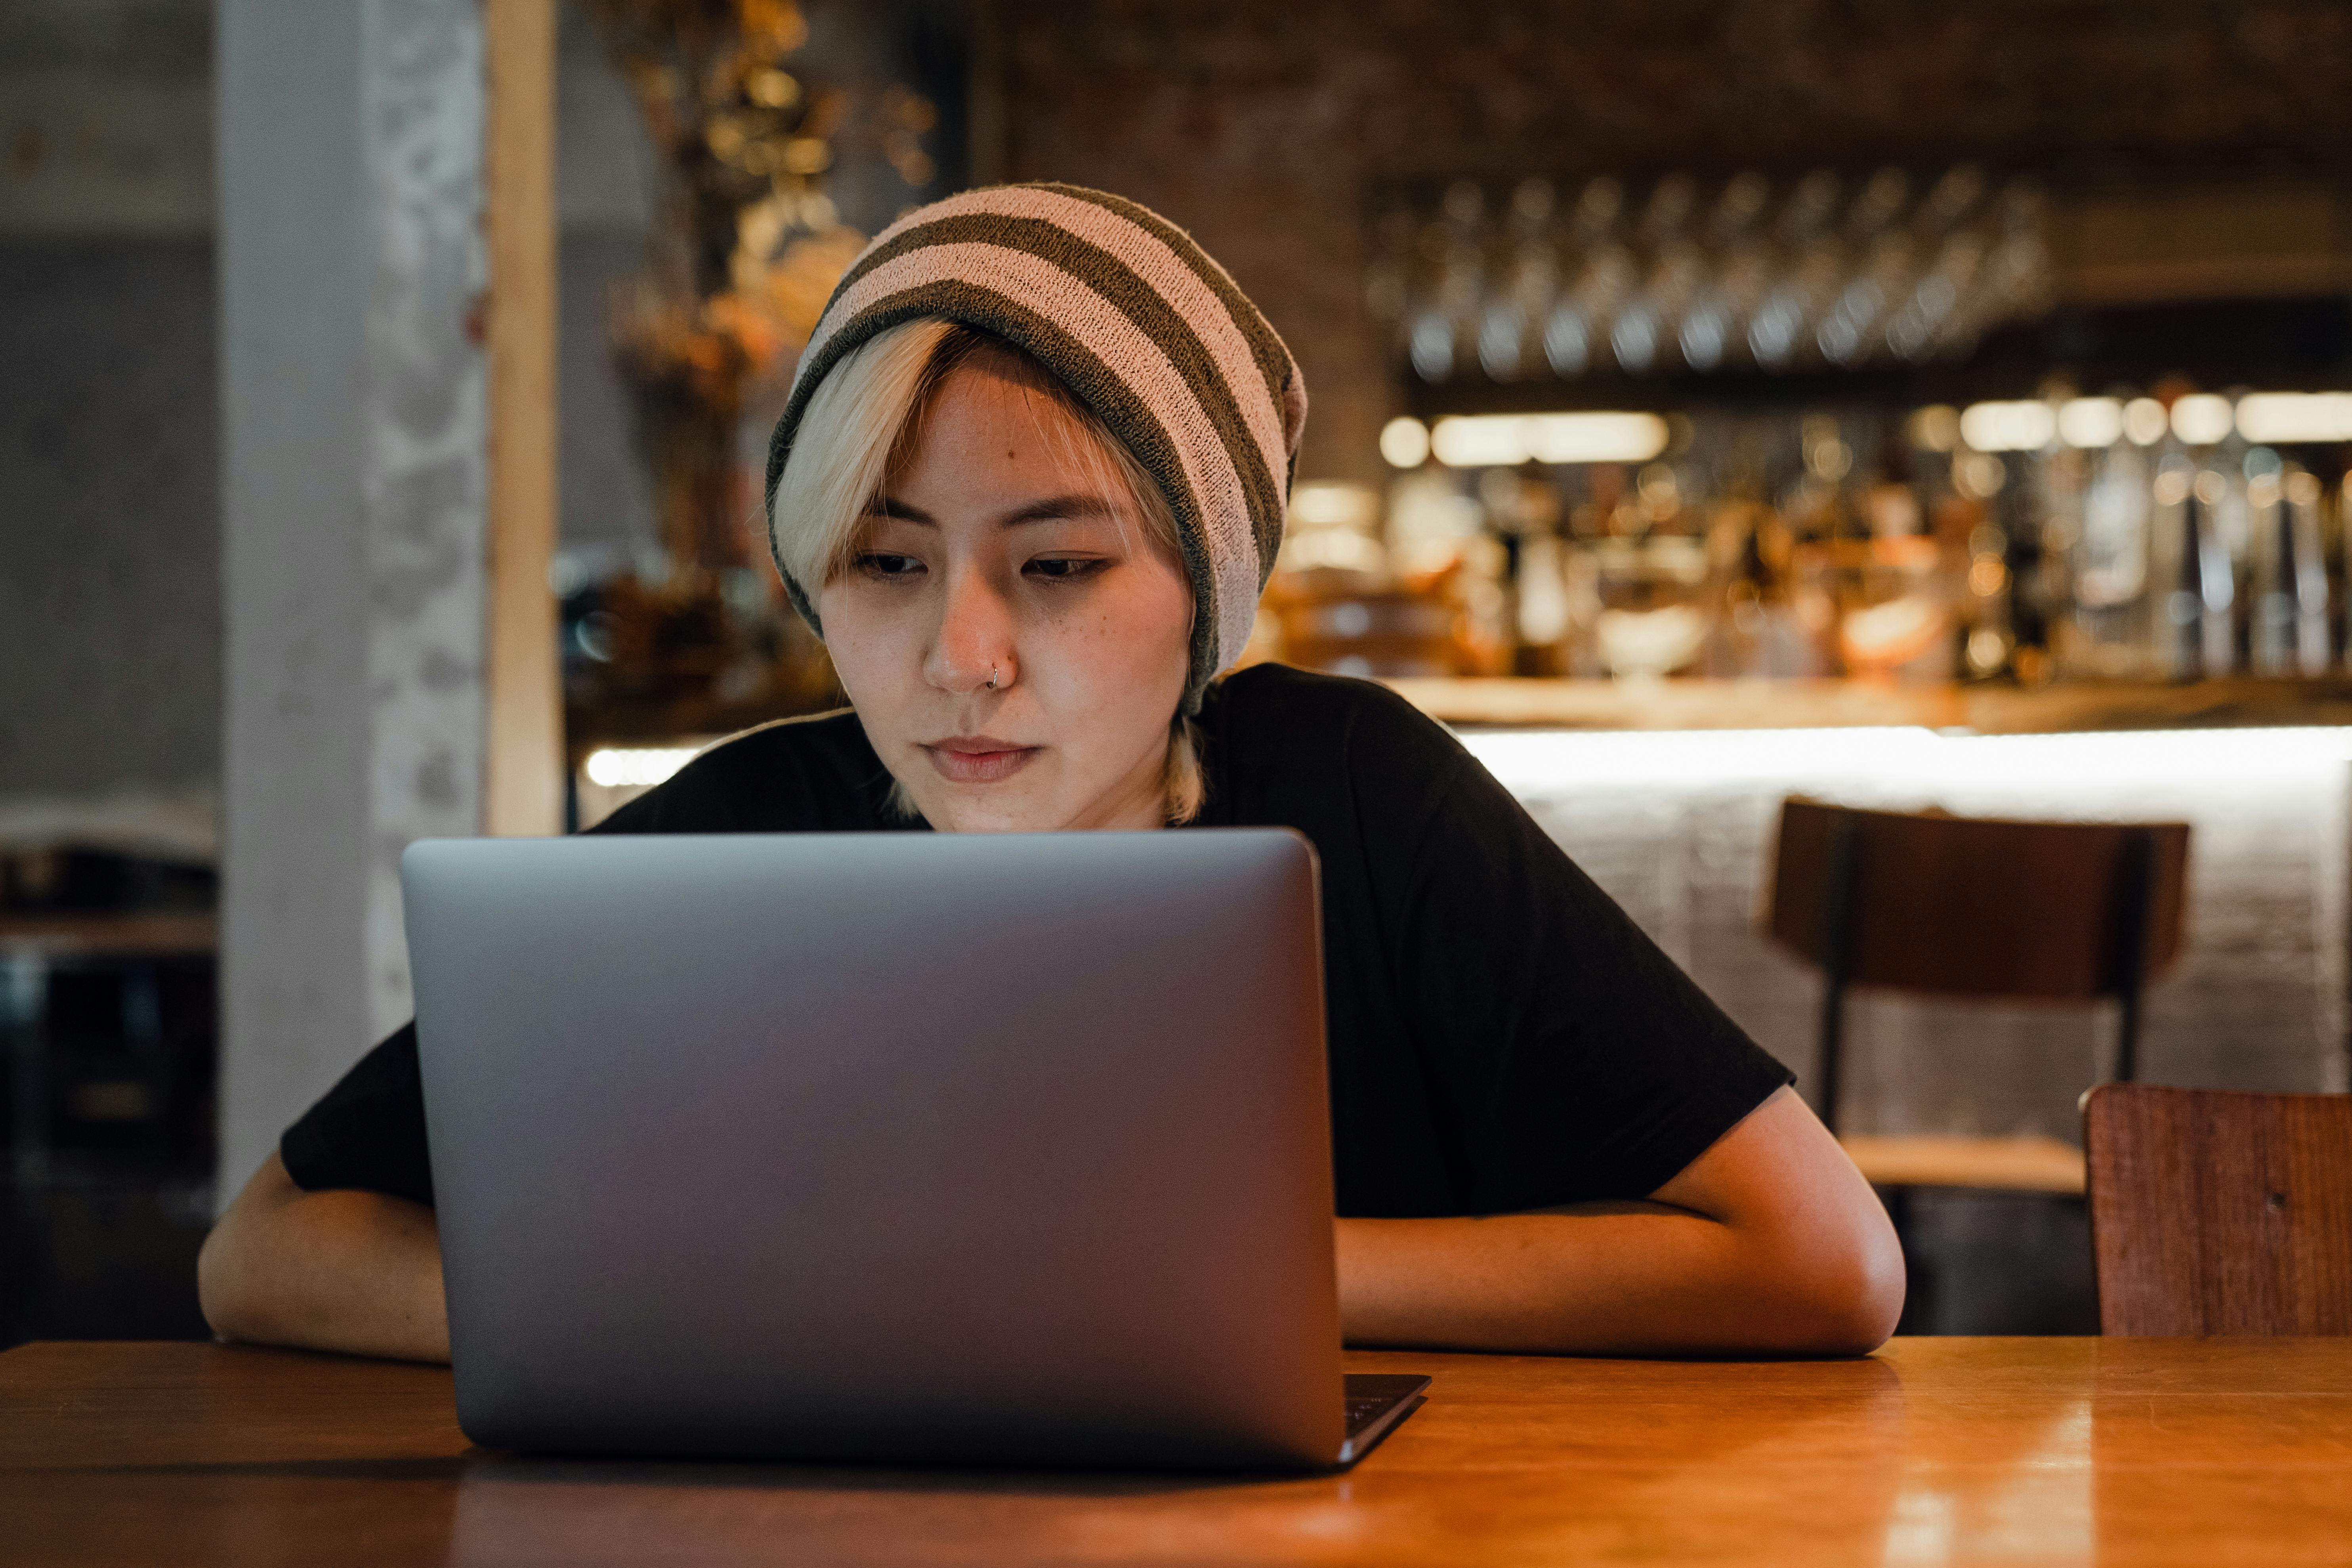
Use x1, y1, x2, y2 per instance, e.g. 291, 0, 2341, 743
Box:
216, 0, 504, 1195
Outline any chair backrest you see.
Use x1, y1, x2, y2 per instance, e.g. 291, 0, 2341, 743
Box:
2085, 1083, 2352, 1335
1766, 799, 2190, 1003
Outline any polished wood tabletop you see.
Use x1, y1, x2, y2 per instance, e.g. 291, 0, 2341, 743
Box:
6, 1338, 2350, 1566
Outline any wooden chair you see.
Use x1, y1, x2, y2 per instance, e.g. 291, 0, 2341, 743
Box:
1765, 798, 2191, 1196
2085, 1084, 2352, 1335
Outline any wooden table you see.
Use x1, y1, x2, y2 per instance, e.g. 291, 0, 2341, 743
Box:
6, 1339, 2349, 1566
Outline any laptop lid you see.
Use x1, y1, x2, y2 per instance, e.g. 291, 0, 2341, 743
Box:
404, 829, 1343, 1469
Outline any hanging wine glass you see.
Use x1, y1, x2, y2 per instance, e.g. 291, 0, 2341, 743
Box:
1888, 232, 1978, 361
1480, 179, 1559, 381
1842, 168, 1911, 244
1818, 231, 1916, 367
1912, 164, 1987, 238
1680, 173, 1770, 371
1544, 303, 1593, 377
1375, 160, 2050, 388
1938, 179, 2048, 360
1617, 242, 1705, 374
1561, 241, 1636, 375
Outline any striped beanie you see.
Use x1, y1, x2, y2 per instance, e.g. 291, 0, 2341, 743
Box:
764, 183, 1309, 712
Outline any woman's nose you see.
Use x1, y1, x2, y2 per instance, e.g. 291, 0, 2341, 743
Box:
924, 563, 1018, 695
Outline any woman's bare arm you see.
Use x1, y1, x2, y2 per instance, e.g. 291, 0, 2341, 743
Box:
197, 1152, 450, 1363
1335, 1086, 1903, 1356
200, 1085, 1892, 1366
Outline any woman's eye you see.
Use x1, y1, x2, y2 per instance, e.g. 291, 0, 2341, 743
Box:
1026, 556, 1106, 582
854, 552, 924, 579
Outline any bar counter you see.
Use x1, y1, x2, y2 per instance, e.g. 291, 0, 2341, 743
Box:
1373, 676, 2352, 1209
7, 1338, 2350, 1566
575, 676, 2352, 754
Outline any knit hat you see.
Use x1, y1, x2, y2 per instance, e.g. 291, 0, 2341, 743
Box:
764, 183, 1309, 712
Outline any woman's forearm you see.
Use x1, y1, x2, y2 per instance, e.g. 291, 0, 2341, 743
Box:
1336, 1204, 1869, 1356
1336, 1089, 1905, 1357
198, 1152, 451, 1364
196, 1091, 1893, 1365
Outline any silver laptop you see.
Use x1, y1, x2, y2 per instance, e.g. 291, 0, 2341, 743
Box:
403, 829, 1426, 1471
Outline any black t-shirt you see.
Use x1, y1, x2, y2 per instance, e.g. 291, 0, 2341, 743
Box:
281, 664, 1791, 1218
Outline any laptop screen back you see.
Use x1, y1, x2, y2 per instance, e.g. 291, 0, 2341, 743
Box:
404, 828, 1342, 1469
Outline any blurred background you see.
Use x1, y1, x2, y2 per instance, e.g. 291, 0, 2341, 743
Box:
5, 0, 2350, 1346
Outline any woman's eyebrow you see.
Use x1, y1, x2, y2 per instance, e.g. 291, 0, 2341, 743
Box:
996, 493, 1118, 527
864, 494, 1117, 527
866, 495, 937, 523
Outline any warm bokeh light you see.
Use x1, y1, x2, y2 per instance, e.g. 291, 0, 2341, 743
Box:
2234, 392, 2352, 446
2169, 394, 2234, 446
2122, 397, 2169, 446
584, 747, 699, 787
1461, 725, 2352, 795
1428, 411, 1670, 468
1378, 416, 1431, 468
2056, 397, 2124, 449
1957, 401, 2055, 453
1907, 404, 1960, 453
1934, 391, 2352, 453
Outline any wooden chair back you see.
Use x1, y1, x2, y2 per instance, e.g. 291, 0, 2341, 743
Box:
1765, 799, 2190, 1133
1768, 800, 2190, 1000
2085, 1084, 2352, 1335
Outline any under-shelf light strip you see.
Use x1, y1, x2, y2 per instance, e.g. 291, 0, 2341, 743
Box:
586, 727, 2352, 802
1460, 725, 2352, 794
1948, 392, 2352, 454
1380, 393, 2352, 470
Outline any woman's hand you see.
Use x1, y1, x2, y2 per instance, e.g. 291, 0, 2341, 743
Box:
197, 1153, 451, 1363
1334, 1086, 1904, 1357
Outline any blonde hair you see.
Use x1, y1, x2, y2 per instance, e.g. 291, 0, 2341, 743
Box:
770, 319, 1206, 825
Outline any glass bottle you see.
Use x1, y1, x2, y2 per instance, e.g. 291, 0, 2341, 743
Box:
2249, 461, 2331, 676
1702, 495, 1813, 677
2191, 465, 2238, 676
2294, 466, 2331, 674
2147, 445, 2200, 679
2071, 438, 2152, 676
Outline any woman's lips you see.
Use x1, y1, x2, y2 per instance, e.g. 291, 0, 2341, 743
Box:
921, 736, 1039, 784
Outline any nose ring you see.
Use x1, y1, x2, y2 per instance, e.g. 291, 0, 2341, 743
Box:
985, 665, 998, 691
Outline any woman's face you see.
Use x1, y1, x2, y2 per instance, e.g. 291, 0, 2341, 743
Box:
816, 353, 1194, 833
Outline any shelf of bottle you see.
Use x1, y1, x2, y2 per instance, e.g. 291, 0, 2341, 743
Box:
1388, 675, 2352, 734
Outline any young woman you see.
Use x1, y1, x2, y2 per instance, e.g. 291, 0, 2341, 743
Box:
200, 185, 1902, 1363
